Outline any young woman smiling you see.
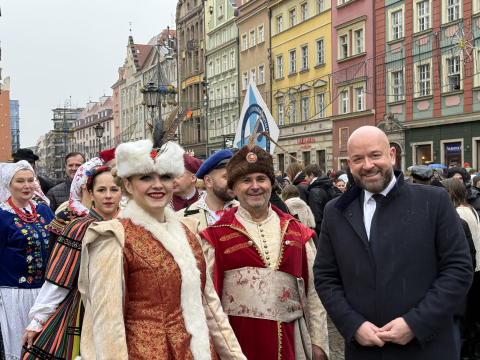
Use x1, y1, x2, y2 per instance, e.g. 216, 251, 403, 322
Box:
0, 161, 54, 360
22, 167, 122, 360
78, 138, 245, 360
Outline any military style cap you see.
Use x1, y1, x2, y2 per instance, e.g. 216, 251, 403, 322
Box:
196, 149, 234, 180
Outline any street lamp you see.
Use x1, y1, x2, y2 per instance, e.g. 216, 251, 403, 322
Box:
60, 149, 65, 179
94, 123, 105, 154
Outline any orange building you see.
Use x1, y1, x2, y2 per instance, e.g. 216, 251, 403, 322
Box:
0, 77, 11, 162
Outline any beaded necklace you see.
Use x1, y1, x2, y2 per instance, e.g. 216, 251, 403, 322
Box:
7, 197, 37, 223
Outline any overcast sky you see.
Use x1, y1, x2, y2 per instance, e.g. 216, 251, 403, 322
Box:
1, 0, 177, 147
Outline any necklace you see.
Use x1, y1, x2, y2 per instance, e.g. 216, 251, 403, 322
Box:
8, 197, 37, 223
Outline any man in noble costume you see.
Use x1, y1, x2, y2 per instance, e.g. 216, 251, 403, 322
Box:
200, 139, 330, 359
177, 149, 238, 231
170, 153, 203, 211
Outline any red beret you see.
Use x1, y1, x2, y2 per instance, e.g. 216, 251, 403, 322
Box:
183, 154, 203, 175
99, 147, 116, 164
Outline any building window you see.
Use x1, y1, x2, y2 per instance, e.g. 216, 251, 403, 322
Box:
447, 0, 459, 22
231, 83, 236, 102
301, 45, 308, 70
210, 91, 215, 107
217, 118, 222, 136
316, 93, 325, 118
223, 29, 227, 42
355, 29, 363, 54
356, 87, 364, 111
290, 50, 297, 74
290, 9, 296, 27
231, 115, 237, 133
341, 91, 349, 114
224, 86, 229, 102
317, 0, 324, 13
418, 64, 430, 96
197, 119, 201, 141
392, 10, 403, 39
210, 120, 215, 138
418, 1, 429, 31
216, 58, 220, 74
250, 30, 256, 47
277, 55, 284, 78
301, 97, 309, 122
216, 88, 221, 106
230, 51, 235, 68
340, 35, 348, 59
447, 56, 461, 91
219, 5, 223, 17
277, 16, 283, 34
242, 72, 248, 90
301, 3, 308, 21
242, 34, 248, 50
258, 25, 264, 43
250, 68, 256, 84
290, 100, 298, 123
316, 39, 324, 65
223, 55, 228, 71
259, 65, 265, 84
392, 70, 404, 101
216, 33, 220, 46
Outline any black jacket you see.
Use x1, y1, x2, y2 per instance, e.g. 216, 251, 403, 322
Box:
37, 175, 51, 195
307, 175, 341, 236
46, 178, 72, 213
269, 192, 288, 214
293, 172, 309, 203
314, 171, 473, 360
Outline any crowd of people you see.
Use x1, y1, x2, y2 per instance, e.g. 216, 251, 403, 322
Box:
0, 121, 477, 360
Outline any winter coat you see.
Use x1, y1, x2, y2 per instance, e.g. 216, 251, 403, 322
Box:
314, 171, 474, 360
307, 174, 342, 236
447, 167, 480, 215
293, 172, 309, 203
269, 192, 288, 214
46, 178, 72, 213
284, 197, 316, 229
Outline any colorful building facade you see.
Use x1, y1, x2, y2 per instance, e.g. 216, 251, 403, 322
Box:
0, 77, 11, 162
268, 0, 334, 172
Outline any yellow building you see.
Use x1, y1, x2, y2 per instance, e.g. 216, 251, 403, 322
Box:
268, 0, 333, 172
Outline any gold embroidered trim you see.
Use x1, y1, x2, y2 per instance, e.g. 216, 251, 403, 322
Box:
277, 321, 283, 360
286, 230, 301, 237
219, 232, 243, 242
224, 242, 250, 254
289, 240, 303, 250
229, 225, 269, 267
275, 220, 290, 270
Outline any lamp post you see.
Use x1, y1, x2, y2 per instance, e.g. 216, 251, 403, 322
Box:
94, 123, 105, 154
60, 149, 65, 179
141, 27, 178, 134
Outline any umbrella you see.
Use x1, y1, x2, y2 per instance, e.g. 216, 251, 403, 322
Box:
428, 164, 447, 169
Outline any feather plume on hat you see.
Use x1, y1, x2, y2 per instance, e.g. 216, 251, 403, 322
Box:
115, 107, 188, 179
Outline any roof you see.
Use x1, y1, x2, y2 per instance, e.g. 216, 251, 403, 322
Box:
134, 44, 153, 69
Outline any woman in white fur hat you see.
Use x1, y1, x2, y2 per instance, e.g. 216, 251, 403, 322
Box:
77, 113, 245, 360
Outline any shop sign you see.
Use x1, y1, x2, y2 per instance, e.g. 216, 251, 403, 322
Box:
301, 145, 312, 148
446, 143, 461, 154
297, 137, 315, 144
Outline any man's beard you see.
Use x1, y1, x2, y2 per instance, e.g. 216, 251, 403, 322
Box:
212, 183, 235, 202
242, 190, 269, 209
353, 166, 393, 193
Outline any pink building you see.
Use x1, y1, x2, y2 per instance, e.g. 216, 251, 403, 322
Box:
331, 0, 376, 170
111, 70, 124, 141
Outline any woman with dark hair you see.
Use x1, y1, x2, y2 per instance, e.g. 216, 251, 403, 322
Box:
442, 178, 480, 358
285, 162, 309, 202
22, 167, 122, 360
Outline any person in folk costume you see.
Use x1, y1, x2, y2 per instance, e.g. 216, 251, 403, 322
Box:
0, 161, 54, 360
21, 167, 122, 360
45, 158, 104, 260
177, 149, 238, 232
77, 109, 245, 360
199, 119, 330, 360
170, 153, 203, 211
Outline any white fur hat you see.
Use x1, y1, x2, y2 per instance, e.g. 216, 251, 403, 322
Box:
115, 139, 185, 179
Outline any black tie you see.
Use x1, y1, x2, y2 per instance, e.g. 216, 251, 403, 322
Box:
369, 194, 384, 268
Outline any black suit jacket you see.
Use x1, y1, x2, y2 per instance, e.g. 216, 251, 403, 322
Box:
314, 171, 473, 360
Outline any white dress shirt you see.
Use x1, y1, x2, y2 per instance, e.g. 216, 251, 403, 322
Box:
363, 175, 397, 239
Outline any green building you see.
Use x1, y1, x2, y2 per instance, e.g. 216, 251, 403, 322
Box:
205, 0, 241, 155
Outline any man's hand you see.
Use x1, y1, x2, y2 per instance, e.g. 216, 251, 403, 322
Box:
376, 317, 415, 345
354, 321, 385, 347
22, 331, 38, 349
312, 344, 328, 360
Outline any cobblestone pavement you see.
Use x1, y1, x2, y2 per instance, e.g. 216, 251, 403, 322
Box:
327, 315, 345, 360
